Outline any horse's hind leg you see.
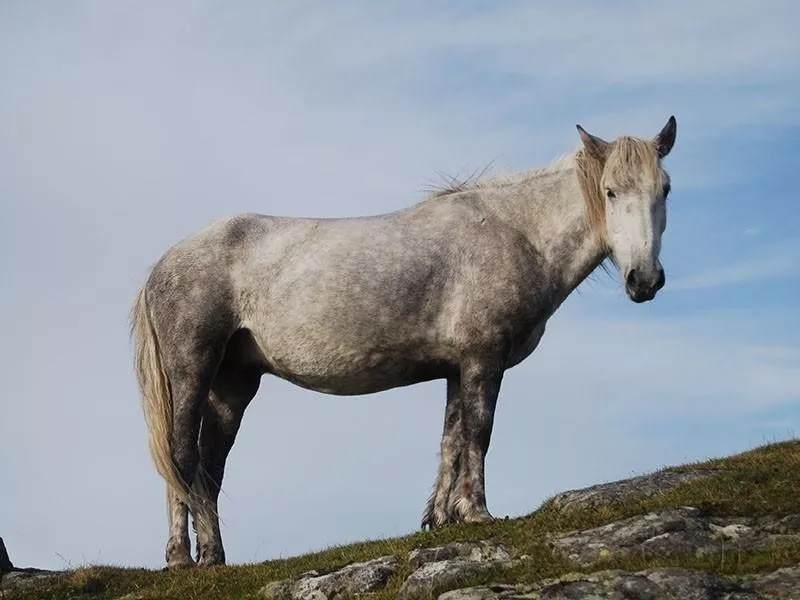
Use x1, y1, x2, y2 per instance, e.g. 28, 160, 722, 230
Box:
193, 361, 260, 566
162, 370, 219, 569
165, 492, 192, 569
160, 331, 231, 569
422, 376, 463, 529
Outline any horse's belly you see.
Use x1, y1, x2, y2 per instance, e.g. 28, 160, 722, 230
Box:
267, 352, 448, 395
253, 326, 450, 395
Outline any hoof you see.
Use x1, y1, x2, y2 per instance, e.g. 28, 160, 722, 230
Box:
421, 509, 456, 530
420, 518, 443, 531
197, 546, 226, 568
197, 555, 225, 568
463, 511, 494, 524
167, 556, 196, 571
421, 510, 469, 530
450, 499, 494, 524
166, 541, 196, 571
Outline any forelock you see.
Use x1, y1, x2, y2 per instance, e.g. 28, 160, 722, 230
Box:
604, 137, 660, 189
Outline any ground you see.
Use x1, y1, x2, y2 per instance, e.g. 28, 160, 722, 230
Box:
2, 439, 799, 599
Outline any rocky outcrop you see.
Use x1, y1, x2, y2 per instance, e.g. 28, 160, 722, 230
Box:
0, 537, 62, 590
439, 566, 800, 599
0, 569, 65, 590
552, 508, 800, 567
398, 542, 520, 600
744, 566, 800, 598
6, 444, 800, 600
408, 541, 512, 569
257, 542, 522, 600
255, 461, 800, 600
258, 555, 399, 600
548, 470, 716, 512
256, 554, 800, 600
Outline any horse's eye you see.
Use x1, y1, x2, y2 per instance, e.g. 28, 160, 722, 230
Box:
605, 188, 616, 200
663, 182, 671, 198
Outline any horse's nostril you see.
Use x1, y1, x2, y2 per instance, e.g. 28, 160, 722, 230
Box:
628, 268, 664, 292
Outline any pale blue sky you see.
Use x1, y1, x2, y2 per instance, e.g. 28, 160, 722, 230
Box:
1, 1, 798, 570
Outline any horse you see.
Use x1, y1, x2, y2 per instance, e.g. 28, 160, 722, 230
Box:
131, 116, 677, 569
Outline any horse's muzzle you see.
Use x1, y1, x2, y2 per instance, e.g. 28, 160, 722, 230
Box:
625, 267, 665, 303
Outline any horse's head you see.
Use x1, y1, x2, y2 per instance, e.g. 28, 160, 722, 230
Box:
576, 116, 677, 303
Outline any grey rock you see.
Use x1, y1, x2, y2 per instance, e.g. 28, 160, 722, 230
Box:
439, 584, 527, 600
533, 568, 762, 599
0, 537, 66, 589
260, 579, 296, 600
410, 542, 512, 569
549, 470, 716, 512
259, 555, 398, 600
553, 508, 800, 567
399, 548, 520, 600
0, 569, 64, 589
743, 565, 800, 599
438, 568, 764, 600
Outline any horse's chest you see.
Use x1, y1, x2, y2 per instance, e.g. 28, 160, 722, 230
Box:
506, 321, 547, 368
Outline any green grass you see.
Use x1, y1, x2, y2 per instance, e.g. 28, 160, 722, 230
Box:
3, 439, 799, 600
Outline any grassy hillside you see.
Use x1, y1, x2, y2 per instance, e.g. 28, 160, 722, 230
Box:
3, 439, 800, 600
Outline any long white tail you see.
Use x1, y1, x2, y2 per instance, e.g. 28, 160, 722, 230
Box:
131, 284, 196, 507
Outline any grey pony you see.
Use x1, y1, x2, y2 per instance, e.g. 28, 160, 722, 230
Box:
131, 117, 677, 569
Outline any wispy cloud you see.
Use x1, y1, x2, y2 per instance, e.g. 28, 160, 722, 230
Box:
518, 310, 800, 415
667, 238, 800, 291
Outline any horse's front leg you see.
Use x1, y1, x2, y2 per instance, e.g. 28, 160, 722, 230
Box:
449, 360, 503, 523
422, 376, 463, 529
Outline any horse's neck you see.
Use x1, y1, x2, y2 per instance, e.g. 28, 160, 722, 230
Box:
479, 163, 609, 303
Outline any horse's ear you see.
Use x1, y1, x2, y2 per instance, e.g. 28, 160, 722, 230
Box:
653, 115, 677, 158
576, 124, 610, 161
